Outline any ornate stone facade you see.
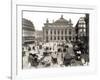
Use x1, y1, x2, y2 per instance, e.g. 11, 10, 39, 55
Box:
43, 15, 75, 42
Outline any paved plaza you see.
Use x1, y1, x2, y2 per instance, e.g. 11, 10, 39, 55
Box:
22, 41, 89, 69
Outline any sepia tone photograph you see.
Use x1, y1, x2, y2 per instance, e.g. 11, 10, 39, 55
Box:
22, 11, 89, 69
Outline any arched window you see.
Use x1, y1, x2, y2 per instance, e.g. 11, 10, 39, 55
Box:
54, 36, 56, 40
51, 36, 52, 40
69, 36, 71, 40
65, 29, 67, 34
54, 30, 56, 34
50, 30, 52, 34
61, 36, 63, 40
65, 36, 67, 40
69, 29, 72, 35
58, 36, 59, 40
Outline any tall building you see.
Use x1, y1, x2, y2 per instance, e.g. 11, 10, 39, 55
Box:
22, 18, 35, 45
42, 15, 75, 42
75, 17, 87, 41
75, 14, 89, 55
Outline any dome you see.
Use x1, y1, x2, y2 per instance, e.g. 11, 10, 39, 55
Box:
53, 15, 68, 24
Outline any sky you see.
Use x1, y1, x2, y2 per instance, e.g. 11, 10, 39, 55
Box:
23, 11, 85, 30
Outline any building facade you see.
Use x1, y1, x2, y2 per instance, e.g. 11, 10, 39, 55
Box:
35, 30, 43, 42
43, 15, 75, 42
75, 16, 87, 41
22, 18, 35, 45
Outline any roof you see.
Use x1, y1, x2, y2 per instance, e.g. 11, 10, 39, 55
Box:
53, 15, 69, 25
44, 15, 73, 27
22, 18, 34, 27
22, 18, 35, 31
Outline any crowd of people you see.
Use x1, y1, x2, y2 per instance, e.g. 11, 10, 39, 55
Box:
22, 40, 89, 69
